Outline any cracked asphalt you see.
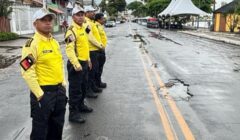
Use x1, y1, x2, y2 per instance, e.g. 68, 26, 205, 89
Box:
0, 22, 240, 140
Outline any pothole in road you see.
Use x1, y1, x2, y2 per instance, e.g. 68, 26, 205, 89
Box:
165, 79, 193, 102
148, 31, 182, 46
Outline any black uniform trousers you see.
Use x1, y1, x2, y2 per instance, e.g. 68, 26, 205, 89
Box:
30, 84, 67, 140
67, 60, 88, 111
89, 50, 101, 88
96, 50, 106, 85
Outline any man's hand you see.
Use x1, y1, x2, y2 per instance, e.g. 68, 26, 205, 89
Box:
37, 94, 44, 101
88, 60, 92, 70
73, 64, 82, 71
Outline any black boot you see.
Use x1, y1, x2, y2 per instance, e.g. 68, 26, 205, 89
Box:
69, 111, 85, 123
98, 82, 107, 88
91, 85, 102, 93
79, 104, 93, 113
86, 92, 98, 98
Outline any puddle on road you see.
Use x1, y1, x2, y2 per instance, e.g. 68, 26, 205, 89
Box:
148, 31, 182, 46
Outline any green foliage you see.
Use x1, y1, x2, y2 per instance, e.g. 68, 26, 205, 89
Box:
127, 0, 169, 17
146, 0, 169, 17
100, 0, 126, 16
115, 0, 126, 12
0, 32, 19, 41
127, 1, 143, 10
0, 0, 13, 17
192, 0, 213, 13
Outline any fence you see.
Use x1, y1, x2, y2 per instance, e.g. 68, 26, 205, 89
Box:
0, 17, 11, 32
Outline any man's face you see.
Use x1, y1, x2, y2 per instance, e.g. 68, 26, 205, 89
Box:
86, 11, 95, 20
99, 17, 105, 25
34, 15, 53, 34
73, 12, 85, 25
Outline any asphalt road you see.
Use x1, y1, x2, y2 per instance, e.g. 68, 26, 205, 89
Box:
0, 22, 239, 140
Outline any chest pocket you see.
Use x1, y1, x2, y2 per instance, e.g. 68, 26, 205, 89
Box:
76, 32, 87, 46
37, 43, 61, 64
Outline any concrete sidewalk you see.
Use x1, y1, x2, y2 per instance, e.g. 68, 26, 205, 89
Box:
179, 29, 240, 46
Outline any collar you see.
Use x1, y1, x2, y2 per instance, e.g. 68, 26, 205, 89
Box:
34, 31, 53, 42
85, 17, 93, 22
72, 21, 83, 29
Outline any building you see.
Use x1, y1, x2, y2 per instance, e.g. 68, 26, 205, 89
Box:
214, 1, 240, 32
10, 0, 67, 34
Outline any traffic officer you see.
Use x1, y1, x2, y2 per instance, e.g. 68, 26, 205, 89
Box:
95, 13, 107, 88
65, 6, 95, 124
84, 6, 104, 93
20, 8, 67, 140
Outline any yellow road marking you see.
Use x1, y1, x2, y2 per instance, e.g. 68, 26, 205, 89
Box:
144, 52, 195, 140
140, 53, 176, 140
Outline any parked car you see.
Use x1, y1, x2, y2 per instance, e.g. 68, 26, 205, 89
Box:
105, 21, 116, 27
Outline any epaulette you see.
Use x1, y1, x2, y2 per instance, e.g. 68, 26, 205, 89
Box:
25, 38, 34, 47
68, 25, 74, 30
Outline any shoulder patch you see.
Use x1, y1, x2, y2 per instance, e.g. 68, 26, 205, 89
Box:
25, 38, 34, 47
68, 25, 74, 30
20, 54, 35, 71
65, 34, 75, 44
85, 26, 91, 34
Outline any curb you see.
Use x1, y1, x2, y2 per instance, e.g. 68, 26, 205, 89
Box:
179, 31, 240, 46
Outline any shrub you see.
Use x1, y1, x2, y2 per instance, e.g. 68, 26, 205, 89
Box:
0, 32, 19, 41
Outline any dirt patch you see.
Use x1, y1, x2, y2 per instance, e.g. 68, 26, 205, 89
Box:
148, 31, 182, 46
0, 55, 20, 69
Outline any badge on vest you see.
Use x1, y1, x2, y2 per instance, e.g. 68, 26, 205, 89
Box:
20, 54, 35, 71
42, 50, 53, 54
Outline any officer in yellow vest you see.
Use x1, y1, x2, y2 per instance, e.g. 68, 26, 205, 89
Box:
20, 8, 67, 140
65, 6, 96, 124
84, 6, 105, 93
94, 13, 108, 88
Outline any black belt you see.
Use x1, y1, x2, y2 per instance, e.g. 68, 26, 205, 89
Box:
40, 83, 63, 92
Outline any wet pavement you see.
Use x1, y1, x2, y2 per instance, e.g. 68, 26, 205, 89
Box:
0, 23, 240, 140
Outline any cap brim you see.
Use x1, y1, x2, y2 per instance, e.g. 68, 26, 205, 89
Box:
72, 10, 85, 15
37, 13, 56, 21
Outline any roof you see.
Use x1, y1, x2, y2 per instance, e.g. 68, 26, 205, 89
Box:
214, 1, 238, 14
158, 0, 208, 16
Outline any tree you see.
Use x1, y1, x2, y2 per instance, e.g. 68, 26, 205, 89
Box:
192, 0, 213, 13
115, 0, 126, 12
127, 1, 143, 10
146, 0, 169, 17
100, 0, 126, 16
127, 1, 147, 17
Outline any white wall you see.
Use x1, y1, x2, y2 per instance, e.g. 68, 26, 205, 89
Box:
10, 5, 40, 35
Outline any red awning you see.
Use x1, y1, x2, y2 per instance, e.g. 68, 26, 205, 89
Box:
49, 7, 64, 14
